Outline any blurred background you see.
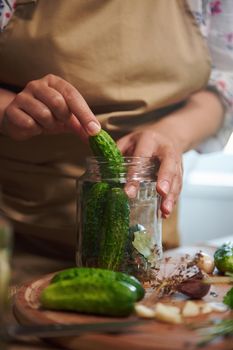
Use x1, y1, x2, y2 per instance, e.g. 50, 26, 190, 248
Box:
179, 132, 233, 246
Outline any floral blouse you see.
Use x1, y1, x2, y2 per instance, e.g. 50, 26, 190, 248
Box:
188, 0, 233, 152
0, 0, 233, 152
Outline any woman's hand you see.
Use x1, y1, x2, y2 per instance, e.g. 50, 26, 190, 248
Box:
1, 74, 101, 140
117, 90, 225, 218
117, 129, 183, 218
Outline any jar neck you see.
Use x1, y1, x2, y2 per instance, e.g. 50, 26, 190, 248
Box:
85, 156, 160, 181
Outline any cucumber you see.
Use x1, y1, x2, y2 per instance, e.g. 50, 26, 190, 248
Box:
81, 182, 109, 266
99, 187, 130, 271
89, 129, 125, 179
40, 276, 137, 317
116, 272, 145, 300
88, 129, 131, 274
214, 243, 233, 273
51, 267, 145, 301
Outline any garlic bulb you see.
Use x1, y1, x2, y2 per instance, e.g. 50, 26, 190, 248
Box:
195, 252, 215, 274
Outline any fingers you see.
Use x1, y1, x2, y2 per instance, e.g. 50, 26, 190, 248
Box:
117, 135, 133, 154
3, 73, 101, 140
117, 135, 139, 198
26, 82, 71, 123
15, 91, 56, 130
131, 132, 156, 157
161, 172, 182, 218
118, 132, 157, 199
118, 131, 183, 217
44, 74, 101, 136
3, 105, 42, 140
157, 152, 183, 217
156, 149, 177, 197
64, 114, 88, 142
117, 131, 157, 157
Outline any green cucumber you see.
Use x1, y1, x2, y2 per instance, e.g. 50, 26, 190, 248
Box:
51, 267, 145, 301
81, 182, 110, 266
88, 129, 131, 274
116, 272, 145, 300
214, 242, 233, 273
89, 129, 125, 179
99, 187, 130, 271
40, 276, 137, 317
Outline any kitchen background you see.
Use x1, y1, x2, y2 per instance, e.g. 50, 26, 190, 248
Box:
179, 132, 233, 246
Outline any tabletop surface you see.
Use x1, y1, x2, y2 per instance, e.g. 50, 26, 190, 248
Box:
6, 239, 74, 350
4, 236, 232, 350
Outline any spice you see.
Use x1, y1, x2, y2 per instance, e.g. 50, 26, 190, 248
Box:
143, 254, 211, 306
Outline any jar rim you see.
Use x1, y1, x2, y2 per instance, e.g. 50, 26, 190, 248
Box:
86, 156, 160, 174
86, 155, 160, 162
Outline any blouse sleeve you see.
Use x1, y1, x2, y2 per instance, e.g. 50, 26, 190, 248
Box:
196, 0, 233, 153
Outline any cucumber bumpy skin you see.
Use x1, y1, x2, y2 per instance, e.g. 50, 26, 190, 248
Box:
89, 129, 125, 179
51, 267, 145, 301
99, 187, 130, 271
40, 277, 137, 317
81, 182, 110, 266
214, 243, 233, 273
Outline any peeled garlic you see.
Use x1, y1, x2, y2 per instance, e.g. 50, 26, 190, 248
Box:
134, 304, 156, 318
182, 301, 200, 317
154, 303, 182, 324
200, 303, 213, 314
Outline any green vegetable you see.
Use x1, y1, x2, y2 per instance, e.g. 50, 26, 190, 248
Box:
116, 272, 145, 301
194, 318, 233, 347
223, 287, 233, 309
88, 129, 131, 271
40, 272, 138, 317
99, 187, 130, 271
81, 182, 109, 265
89, 129, 125, 179
214, 243, 233, 273
51, 267, 145, 301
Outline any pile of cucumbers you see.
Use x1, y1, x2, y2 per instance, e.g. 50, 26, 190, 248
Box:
81, 129, 130, 271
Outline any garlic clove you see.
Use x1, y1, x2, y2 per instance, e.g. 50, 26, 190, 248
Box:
182, 301, 200, 317
200, 303, 213, 314
134, 304, 156, 318
154, 303, 182, 324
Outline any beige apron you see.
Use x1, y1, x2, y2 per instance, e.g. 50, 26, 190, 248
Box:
0, 0, 210, 253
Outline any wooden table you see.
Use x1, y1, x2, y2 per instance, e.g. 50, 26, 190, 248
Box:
5, 237, 233, 350
6, 239, 74, 350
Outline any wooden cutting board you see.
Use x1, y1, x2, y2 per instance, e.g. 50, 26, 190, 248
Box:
13, 246, 232, 350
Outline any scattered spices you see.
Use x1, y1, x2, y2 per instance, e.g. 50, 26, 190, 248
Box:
142, 254, 210, 306
210, 291, 218, 298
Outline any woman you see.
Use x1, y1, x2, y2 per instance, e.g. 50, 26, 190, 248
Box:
0, 0, 232, 255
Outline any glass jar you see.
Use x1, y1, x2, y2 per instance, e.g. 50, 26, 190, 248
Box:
76, 156, 162, 283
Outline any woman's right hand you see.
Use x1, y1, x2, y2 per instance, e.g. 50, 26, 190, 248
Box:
1, 74, 101, 140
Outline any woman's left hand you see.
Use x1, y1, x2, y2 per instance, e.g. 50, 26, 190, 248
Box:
116, 90, 225, 218
117, 129, 183, 218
